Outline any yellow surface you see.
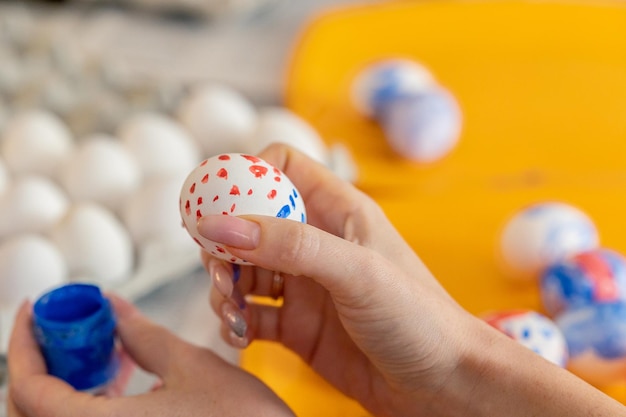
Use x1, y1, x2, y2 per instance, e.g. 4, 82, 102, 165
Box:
242, 1, 626, 414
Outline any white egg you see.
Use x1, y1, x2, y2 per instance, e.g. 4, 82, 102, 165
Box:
118, 112, 201, 182
1, 109, 74, 177
179, 153, 306, 264
351, 58, 437, 118
59, 134, 141, 212
0, 233, 68, 309
0, 175, 69, 238
498, 202, 599, 282
246, 107, 328, 165
123, 177, 196, 250
49, 202, 134, 286
177, 83, 257, 156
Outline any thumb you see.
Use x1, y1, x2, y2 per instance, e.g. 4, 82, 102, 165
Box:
108, 294, 180, 379
197, 214, 398, 305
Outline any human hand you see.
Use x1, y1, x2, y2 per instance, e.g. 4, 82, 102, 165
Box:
7, 294, 293, 417
199, 144, 626, 417
199, 144, 480, 416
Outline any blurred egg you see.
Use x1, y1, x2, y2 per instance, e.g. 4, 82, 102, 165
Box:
49, 202, 134, 285
0, 175, 69, 238
177, 83, 257, 156
351, 58, 436, 118
179, 153, 306, 264
380, 88, 462, 163
60, 134, 141, 212
118, 112, 200, 182
498, 202, 599, 282
123, 177, 196, 250
541, 248, 626, 317
483, 309, 568, 367
556, 302, 626, 386
246, 107, 328, 164
0, 233, 68, 309
1, 109, 74, 177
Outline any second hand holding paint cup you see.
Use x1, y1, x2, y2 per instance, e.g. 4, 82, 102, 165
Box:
32, 283, 119, 392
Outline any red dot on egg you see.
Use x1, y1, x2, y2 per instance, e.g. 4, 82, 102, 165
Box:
193, 237, 204, 248
250, 165, 268, 178
274, 176, 281, 182
222, 211, 228, 215
230, 185, 240, 195
196, 209, 202, 219
197, 197, 203, 205
185, 200, 191, 216
200, 160, 208, 167
213, 195, 219, 202
189, 183, 196, 194
242, 155, 261, 163
230, 203, 236, 213
216, 247, 226, 253
219, 155, 231, 160
230, 257, 237, 262
201, 174, 209, 184
267, 190, 277, 200
247, 189, 253, 195
273, 167, 281, 176
217, 168, 228, 179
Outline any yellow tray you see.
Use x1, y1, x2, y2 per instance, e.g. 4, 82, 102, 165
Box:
242, 1, 626, 414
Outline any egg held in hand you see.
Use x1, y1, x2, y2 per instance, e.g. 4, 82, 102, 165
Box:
179, 153, 306, 264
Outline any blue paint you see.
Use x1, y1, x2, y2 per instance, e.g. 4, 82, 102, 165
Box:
33, 283, 119, 391
276, 205, 291, 218
301, 213, 306, 223
289, 194, 296, 209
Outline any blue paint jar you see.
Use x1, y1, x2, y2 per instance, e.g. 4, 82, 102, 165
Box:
33, 283, 119, 392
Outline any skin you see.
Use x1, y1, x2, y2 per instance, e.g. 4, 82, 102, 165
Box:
201, 144, 626, 417
7, 143, 626, 416
7, 296, 294, 417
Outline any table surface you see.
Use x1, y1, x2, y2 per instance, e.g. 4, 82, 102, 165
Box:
240, 1, 626, 415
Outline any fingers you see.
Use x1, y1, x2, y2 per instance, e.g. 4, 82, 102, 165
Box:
257, 144, 373, 235
108, 294, 180, 379
7, 301, 46, 383
200, 214, 392, 306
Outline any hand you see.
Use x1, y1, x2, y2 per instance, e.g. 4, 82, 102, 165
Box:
7, 295, 294, 417
199, 144, 626, 417
199, 144, 477, 415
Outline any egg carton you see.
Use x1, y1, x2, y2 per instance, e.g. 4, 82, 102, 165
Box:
0, 1, 358, 358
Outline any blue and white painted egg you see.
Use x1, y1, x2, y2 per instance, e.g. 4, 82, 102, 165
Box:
179, 153, 306, 264
483, 309, 569, 367
499, 202, 599, 282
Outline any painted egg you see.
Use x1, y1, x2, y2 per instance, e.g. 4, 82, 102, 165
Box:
498, 202, 599, 282
556, 302, 626, 386
179, 153, 306, 264
540, 248, 626, 317
483, 309, 568, 367
351, 58, 436, 118
380, 88, 462, 163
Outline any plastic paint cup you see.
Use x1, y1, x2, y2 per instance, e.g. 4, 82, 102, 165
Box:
33, 283, 119, 392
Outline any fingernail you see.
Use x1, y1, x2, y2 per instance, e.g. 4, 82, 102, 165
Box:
197, 215, 260, 250
228, 331, 249, 349
209, 261, 234, 298
222, 303, 247, 339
